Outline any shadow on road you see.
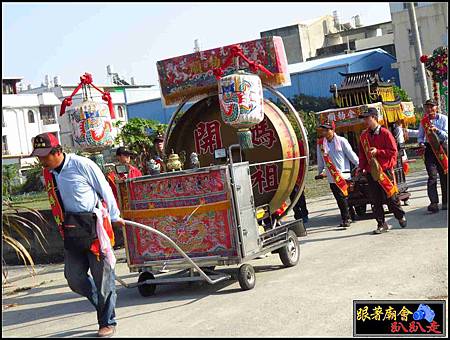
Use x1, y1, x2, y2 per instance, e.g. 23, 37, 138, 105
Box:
3, 260, 292, 337
48, 329, 99, 338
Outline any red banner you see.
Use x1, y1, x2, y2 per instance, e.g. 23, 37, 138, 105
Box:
422, 115, 448, 174
360, 132, 398, 198
318, 137, 349, 196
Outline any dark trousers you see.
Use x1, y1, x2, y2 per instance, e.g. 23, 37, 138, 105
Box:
329, 183, 351, 223
64, 249, 117, 328
424, 144, 447, 205
290, 186, 308, 219
367, 171, 405, 226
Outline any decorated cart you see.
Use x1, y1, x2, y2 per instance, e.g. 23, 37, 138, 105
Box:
115, 36, 310, 295
317, 68, 416, 218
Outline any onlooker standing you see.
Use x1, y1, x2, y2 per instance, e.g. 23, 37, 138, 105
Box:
417, 99, 448, 212
316, 122, 359, 228
153, 133, 167, 173
357, 108, 407, 234
106, 146, 143, 206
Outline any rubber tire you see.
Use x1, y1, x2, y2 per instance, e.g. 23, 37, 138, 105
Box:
137, 272, 156, 297
237, 264, 256, 291
279, 230, 300, 267
355, 204, 367, 216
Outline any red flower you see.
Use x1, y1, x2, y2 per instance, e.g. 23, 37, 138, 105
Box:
420, 55, 429, 63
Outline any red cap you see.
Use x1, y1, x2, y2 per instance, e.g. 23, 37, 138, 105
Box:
30, 133, 60, 157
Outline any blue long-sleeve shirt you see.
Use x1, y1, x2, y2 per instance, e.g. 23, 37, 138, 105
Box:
51, 153, 121, 221
317, 135, 359, 183
417, 113, 448, 144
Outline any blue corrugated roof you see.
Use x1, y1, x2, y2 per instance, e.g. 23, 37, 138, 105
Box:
287, 48, 395, 75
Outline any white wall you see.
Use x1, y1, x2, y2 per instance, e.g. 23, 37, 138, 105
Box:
2, 93, 61, 157
390, 2, 448, 107
2, 106, 59, 156
355, 34, 394, 51
299, 16, 337, 61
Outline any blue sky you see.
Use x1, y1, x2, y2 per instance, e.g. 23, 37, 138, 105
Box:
3, 2, 392, 87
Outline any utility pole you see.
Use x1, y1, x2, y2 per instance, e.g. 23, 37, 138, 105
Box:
406, 2, 430, 106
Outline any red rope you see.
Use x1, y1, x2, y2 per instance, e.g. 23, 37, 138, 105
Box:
59, 72, 116, 119
212, 44, 274, 80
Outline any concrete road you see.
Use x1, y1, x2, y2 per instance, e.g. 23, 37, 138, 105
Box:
2, 170, 447, 337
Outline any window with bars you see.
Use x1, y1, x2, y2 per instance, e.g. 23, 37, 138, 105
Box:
2, 135, 8, 155
39, 106, 57, 125
28, 110, 35, 123
118, 105, 124, 118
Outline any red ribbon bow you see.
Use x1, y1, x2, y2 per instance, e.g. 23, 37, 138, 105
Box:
212, 44, 274, 80
59, 72, 115, 119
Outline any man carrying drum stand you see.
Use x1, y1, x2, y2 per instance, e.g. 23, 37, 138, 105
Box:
417, 99, 448, 213
315, 121, 359, 229
30, 132, 125, 337
357, 107, 407, 234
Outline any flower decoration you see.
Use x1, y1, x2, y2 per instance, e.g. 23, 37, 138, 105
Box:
420, 46, 448, 82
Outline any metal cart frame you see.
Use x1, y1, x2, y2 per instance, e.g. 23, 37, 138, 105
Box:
116, 87, 309, 296
116, 160, 304, 296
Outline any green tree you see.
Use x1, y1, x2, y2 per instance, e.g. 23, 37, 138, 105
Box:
2, 164, 20, 198
393, 85, 412, 102
16, 163, 44, 194
114, 118, 167, 173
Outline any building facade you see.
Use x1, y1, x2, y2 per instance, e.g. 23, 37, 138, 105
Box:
261, 13, 396, 64
260, 15, 340, 64
2, 78, 61, 178
389, 2, 448, 107
318, 21, 395, 58
2, 80, 61, 157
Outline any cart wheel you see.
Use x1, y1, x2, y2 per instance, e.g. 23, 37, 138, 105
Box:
137, 272, 156, 297
355, 204, 367, 217
237, 264, 256, 291
279, 230, 300, 267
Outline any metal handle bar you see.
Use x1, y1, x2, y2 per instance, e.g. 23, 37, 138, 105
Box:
123, 220, 229, 285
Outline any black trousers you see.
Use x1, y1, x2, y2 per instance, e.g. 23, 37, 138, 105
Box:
329, 183, 351, 223
424, 144, 447, 205
290, 186, 308, 219
367, 170, 405, 226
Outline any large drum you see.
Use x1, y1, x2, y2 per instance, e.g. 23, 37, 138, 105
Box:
166, 95, 301, 215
